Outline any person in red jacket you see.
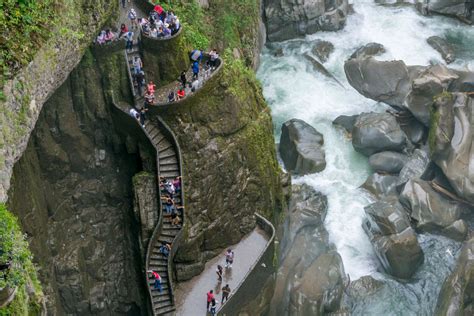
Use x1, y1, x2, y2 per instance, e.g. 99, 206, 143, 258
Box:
206, 290, 214, 311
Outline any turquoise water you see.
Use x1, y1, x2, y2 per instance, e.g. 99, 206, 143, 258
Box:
257, 1, 473, 314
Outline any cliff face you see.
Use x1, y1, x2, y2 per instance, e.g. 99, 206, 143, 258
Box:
0, 0, 117, 203
7, 52, 151, 315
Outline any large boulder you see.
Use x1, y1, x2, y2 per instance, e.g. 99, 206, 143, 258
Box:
361, 173, 399, 198
279, 119, 326, 175
312, 40, 335, 63
344, 58, 413, 107
429, 93, 474, 204
363, 198, 424, 279
405, 64, 459, 126
435, 237, 474, 316
399, 179, 467, 241
420, 0, 474, 24
427, 36, 456, 64
369, 151, 408, 174
350, 42, 386, 60
332, 114, 358, 133
264, 0, 349, 42
397, 149, 431, 185
352, 112, 407, 156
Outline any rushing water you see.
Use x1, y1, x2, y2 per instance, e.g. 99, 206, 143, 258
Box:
257, 1, 474, 314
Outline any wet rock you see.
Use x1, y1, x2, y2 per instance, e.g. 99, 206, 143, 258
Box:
344, 58, 412, 107
397, 112, 427, 145
347, 276, 383, 299
397, 149, 431, 185
369, 151, 408, 174
363, 199, 424, 279
350, 42, 386, 60
435, 237, 474, 316
304, 53, 345, 88
430, 93, 474, 204
264, 0, 349, 42
427, 36, 455, 64
352, 112, 407, 156
405, 64, 458, 126
399, 179, 467, 241
273, 47, 284, 57
332, 114, 358, 133
312, 40, 335, 63
420, 0, 474, 24
270, 184, 347, 314
289, 251, 347, 314
361, 173, 400, 198
279, 119, 326, 175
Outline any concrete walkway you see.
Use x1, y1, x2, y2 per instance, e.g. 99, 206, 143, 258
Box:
174, 227, 269, 315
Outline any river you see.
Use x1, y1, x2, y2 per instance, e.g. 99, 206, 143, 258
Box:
257, 1, 474, 314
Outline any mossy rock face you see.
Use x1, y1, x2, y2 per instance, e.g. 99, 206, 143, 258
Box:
141, 30, 190, 86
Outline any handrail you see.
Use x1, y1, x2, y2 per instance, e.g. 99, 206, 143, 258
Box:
217, 213, 276, 315
124, 50, 137, 99
156, 116, 185, 305
140, 25, 183, 42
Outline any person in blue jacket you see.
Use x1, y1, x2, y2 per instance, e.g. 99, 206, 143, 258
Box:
192, 61, 199, 80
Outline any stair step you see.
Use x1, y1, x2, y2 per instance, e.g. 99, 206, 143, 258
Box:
152, 133, 165, 144
158, 236, 175, 243
161, 171, 180, 179
150, 284, 169, 292
159, 164, 179, 172
155, 300, 174, 310
159, 150, 176, 160
152, 294, 171, 304
160, 156, 178, 165
159, 143, 173, 153
155, 305, 175, 315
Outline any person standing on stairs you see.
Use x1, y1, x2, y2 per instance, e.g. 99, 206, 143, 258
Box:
128, 8, 138, 29
133, 56, 142, 74
121, 0, 126, 9
139, 107, 146, 128
125, 31, 134, 51
148, 270, 162, 293
134, 70, 145, 96
180, 70, 187, 88
192, 61, 200, 80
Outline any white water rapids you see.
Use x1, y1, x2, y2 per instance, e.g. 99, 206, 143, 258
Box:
257, 1, 474, 315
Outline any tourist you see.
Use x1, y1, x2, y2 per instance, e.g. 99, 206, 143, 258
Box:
133, 56, 142, 74
221, 284, 231, 303
192, 61, 199, 80
173, 176, 181, 193
203, 64, 211, 79
147, 81, 156, 94
160, 243, 172, 258
121, 0, 126, 9
168, 91, 176, 103
144, 91, 155, 106
119, 24, 128, 38
154, 4, 164, 16
191, 79, 200, 92
148, 270, 162, 293
104, 29, 115, 42
179, 70, 187, 88
163, 195, 175, 214
171, 211, 181, 227
125, 31, 134, 51
96, 30, 106, 44
216, 265, 223, 282
210, 299, 217, 315
164, 179, 175, 196
190, 49, 202, 62
177, 88, 185, 100
209, 49, 219, 69
225, 249, 234, 268
129, 8, 138, 29
150, 27, 158, 38
139, 108, 147, 128
206, 290, 214, 310
134, 70, 145, 96
129, 107, 140, 121
163, 25, 172, 37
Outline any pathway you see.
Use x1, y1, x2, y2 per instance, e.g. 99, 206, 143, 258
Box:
174, 227, 269, 315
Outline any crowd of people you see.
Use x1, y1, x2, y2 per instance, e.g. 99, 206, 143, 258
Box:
205, 249, 235, 314
137, 5, 181, 39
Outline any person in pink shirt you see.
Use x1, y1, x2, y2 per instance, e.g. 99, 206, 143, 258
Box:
206, 290, 214, 311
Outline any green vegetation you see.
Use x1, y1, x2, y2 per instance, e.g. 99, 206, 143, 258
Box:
0, 203, 43, 315
0, 0, 57, 80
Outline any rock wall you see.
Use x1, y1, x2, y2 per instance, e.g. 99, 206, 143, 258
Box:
0, 0, 118, 203
7, 52, 151, 315
264, 0, 349, 42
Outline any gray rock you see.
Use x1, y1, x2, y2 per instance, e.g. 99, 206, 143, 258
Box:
397, 149, 431, 186
399, 179, 467, 240
350, 42, 386, 60
369, 151, 408, 174
420, 0, 474, 24
273, 47, 284, 57
435, 237, 474, 316
279, 119, 326, 175
352, 112, 407, 156
361, 173, 400, 198
347, 275, 383, 299
344, 58, 412, 107
264, 0, 349, 42
312, 40, 335, 63
430, 93, 474, 204
405, 64, 458, 126
332, 115, 358, 133
397, 111, 426, 145
304, 53, 345, 88
427, 36, 456, 64
363, 199, 424, 279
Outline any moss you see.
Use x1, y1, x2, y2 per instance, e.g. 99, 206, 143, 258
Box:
0, 203, 43, 315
